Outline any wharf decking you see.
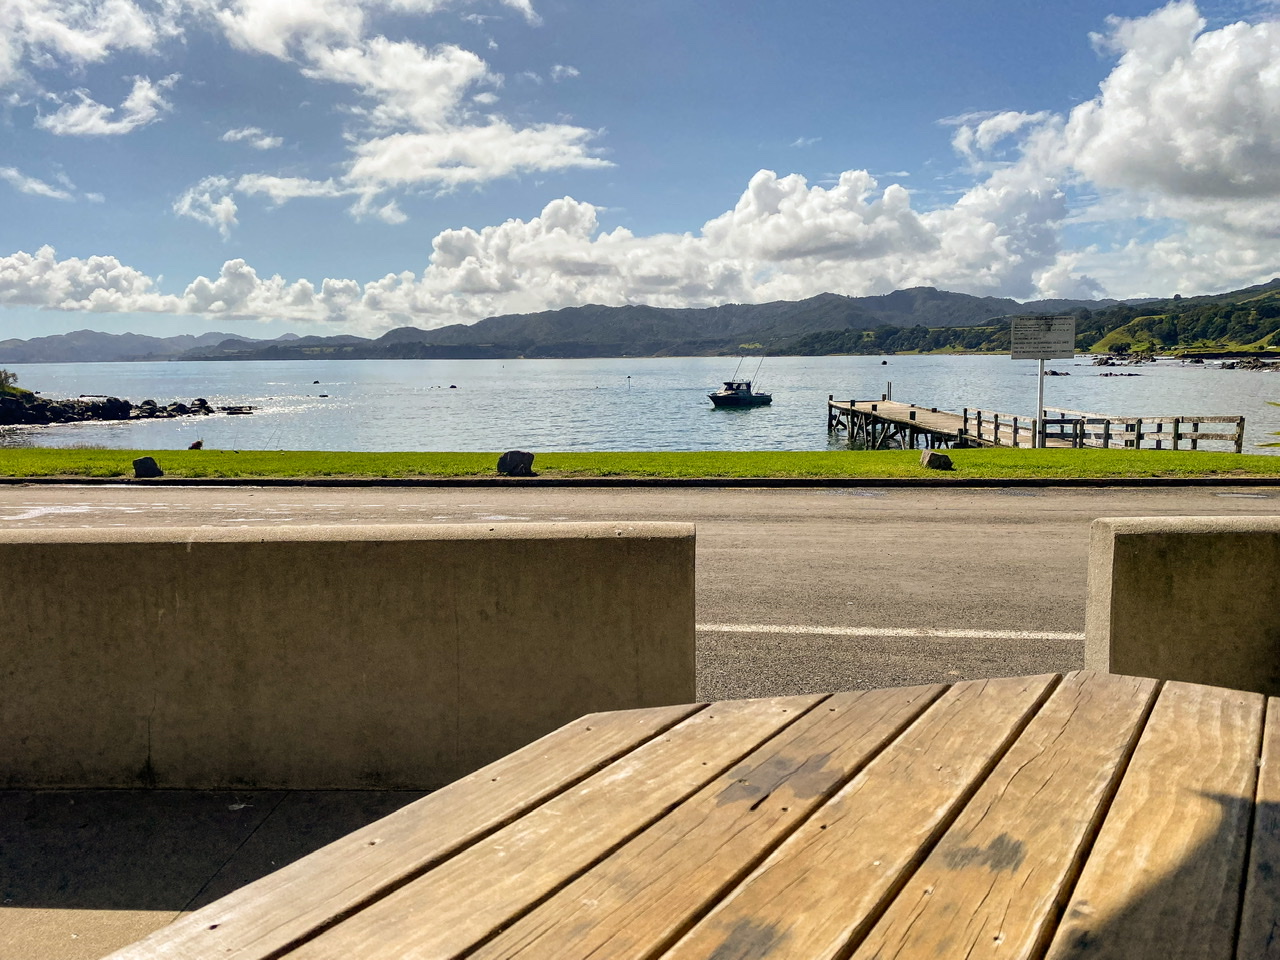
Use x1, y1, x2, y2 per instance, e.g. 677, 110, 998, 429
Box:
827, 396, 1245, 452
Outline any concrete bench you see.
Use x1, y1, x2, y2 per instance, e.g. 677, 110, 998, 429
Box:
0, 522, 695, 789
1086, 516, 1280, 695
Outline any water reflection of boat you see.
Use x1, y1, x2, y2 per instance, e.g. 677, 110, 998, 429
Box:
708, 380, 772, 407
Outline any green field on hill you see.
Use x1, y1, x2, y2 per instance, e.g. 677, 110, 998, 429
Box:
2, 447, 1279, 481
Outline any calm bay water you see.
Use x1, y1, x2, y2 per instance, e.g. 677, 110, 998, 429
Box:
3, 355, 1280, 453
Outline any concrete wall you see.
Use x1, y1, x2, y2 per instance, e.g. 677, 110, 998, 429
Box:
0, 523, 695, 789
1086, 516, 1280, 695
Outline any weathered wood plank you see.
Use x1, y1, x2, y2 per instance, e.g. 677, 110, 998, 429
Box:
659, 674, 1058, 960
1236, 697, 1280, 959
851, 671, 1158, 960
104, 702, 705, 960
284, 695, 826, 960
1045, 681, 1264, 960
471, 684, 946, 960
1044, 408, 1243, 424
1182, 432, 1239, 441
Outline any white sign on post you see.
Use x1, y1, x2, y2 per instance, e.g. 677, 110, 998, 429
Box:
1010, 315, 1077, 448
1010, 315, 1076, 360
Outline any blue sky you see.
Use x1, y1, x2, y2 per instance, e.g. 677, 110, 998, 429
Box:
2, 0, 1279, 339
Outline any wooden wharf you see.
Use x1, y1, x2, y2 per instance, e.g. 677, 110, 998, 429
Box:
109, 671, 1280, 960
1041, 405, 1246, 453
827, 395, 1245, 452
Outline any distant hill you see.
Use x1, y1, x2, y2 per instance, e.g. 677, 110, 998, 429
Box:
0, 330, 275, 363
165, 288, 1124, 362
371, 289, 1120, 357
0, 286, 1187, 363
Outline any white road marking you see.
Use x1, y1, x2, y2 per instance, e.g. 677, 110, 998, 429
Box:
697, 623, 1084, 642
1, 506, 94, 521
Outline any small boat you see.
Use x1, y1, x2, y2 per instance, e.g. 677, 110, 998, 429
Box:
708, 380, 772, 408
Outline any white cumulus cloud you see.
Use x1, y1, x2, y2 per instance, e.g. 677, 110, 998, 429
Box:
1067, 1, 1280, 201
221, 125, 283, 149
212, 0, 538, 59
347, 120, 612, 191
212, 0, 369, 58
36, 73, 179, 135
300, 37, 492, 131
173, 175, 239, 239
0, 0, 168, 88
950, 111, 1054, 167
0, 165, 73, 200
943, 1, 1280, 296
0, 245, 180, 312
235, 174, 349, 203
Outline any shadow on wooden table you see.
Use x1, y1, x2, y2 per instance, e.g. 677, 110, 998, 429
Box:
1043, 793, 1270, 959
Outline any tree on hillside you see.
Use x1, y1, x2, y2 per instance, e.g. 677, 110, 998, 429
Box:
0, 369, 16, 392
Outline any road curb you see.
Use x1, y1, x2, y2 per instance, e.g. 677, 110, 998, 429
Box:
3, 475, 1280, 488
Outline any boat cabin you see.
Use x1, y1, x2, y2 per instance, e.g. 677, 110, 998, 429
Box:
708, 380, 772, 407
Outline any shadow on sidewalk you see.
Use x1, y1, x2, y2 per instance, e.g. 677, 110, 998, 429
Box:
0, 788, 425, 959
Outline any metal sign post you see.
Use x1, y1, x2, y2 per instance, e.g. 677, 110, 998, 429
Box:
1036, 357, 1046, 449
1009, 316, 1076, 448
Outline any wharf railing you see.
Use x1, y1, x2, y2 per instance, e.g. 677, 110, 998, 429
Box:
960, 408, 1040, 448
1039, 407, 1245, 453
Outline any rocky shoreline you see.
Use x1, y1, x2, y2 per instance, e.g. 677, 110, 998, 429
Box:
0, 394, 229, 427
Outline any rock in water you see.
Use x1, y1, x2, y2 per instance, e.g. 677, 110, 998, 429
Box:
497, 450, 535, 476
0, 395, 23, 425
133, 456, 164, 479
920, 449, 953, 471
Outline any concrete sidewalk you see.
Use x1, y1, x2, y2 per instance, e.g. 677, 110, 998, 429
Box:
0, 789, 424, 960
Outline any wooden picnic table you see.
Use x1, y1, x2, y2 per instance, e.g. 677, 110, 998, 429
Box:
110, 671, 1280, 959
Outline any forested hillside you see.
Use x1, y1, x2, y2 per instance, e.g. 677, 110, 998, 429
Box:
1073, 280, 1280, 353
777, 279, 1280, 356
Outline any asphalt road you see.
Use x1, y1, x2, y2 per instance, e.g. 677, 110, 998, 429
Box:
3, 483, 1276, 698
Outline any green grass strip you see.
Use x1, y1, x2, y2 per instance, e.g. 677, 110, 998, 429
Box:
2, 447, 1279, 480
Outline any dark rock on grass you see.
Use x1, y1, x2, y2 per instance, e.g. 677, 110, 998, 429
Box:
497, 450, 536, 477
132, 456, 163, 479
